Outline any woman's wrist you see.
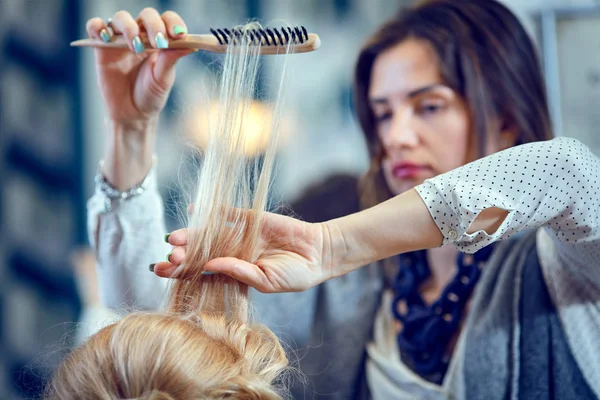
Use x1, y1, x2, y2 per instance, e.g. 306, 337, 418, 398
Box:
321, 213, 380, 279
319, 220, 368, 279
317, 221, 350, 281
102, 117, 158, 190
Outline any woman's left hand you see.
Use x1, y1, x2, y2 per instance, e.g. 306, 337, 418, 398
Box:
152, 212, 341, 293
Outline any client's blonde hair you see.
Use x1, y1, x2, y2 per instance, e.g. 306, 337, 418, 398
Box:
46, 23, 292, 400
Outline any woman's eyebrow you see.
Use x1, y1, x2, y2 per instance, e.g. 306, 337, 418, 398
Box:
406, 84, 447, 99
369, 84, 448, 105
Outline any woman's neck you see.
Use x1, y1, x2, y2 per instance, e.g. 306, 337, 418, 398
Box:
420, 245, 459, 304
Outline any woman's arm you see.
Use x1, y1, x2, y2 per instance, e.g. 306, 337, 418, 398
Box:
326, 187, 509, 276
331, 137, 599, 277
101, 119, 157, 190
83, 8, 192, 308
158, 137, 600, 292
88, 122, 171, 311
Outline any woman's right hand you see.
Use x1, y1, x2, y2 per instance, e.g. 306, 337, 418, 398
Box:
86, 8, 193, 124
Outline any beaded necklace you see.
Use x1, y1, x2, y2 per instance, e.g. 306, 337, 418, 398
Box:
391, 245, 496, 384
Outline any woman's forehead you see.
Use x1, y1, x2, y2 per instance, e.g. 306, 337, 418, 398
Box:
369, 39, 443, 100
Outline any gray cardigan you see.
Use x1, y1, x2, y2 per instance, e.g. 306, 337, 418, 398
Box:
252, 229, 598, 399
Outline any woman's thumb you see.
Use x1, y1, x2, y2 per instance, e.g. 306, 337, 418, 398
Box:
153, 49, 195, 87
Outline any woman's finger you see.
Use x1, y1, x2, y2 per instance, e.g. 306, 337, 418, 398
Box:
165, 228, 188, 246
151, 261, 177, 277
167, 245, 186, 264
151, 245, 186, 277
109, 10, 144, 53
161, 10, 188, 39
137, 7, 168, 49
203, 257, 274, 292
151, 261, 219, 279
86, 17, 111, 43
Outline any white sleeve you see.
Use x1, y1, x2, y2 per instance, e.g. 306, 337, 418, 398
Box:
87, 172, 171, 311
415, 137, 600, 272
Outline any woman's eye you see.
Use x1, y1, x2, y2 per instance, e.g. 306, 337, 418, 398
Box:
418, 102, 445, 115
375, 112, 392, 122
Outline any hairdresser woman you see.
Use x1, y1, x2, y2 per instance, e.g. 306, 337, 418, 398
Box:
87, 1, 600, 399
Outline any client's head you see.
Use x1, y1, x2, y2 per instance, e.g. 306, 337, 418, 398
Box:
47, 22, 292, 400
47, 311, 287, 399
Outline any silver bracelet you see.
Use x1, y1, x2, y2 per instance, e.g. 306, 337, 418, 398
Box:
94, 157, 157, 211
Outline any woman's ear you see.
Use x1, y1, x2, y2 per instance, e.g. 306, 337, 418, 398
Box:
485, 120, 518, 155
499, 121, 518, 150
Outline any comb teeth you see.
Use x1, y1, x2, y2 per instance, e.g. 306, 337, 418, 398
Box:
210, 26, 309, 46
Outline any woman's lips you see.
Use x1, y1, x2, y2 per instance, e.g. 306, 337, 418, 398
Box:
392, 163, 431, 179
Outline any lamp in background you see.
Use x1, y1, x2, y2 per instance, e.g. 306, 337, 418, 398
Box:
185, 99, 290, 157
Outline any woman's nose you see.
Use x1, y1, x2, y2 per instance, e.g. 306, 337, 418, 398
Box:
383, 110, 419, 150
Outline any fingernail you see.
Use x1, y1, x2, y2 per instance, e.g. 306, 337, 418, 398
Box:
155, 32, 169, 49
173, 25, 187, 35
149, 263, 156, 272
201, 271, 218, 275
164, 233, 171, 243
132, 36, 145, 54
166, 251, 172, 262
100, 29, 111, 43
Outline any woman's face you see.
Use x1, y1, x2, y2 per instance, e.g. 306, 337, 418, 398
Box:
369, 39, 475, 196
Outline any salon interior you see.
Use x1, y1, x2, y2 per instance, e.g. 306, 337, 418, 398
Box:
1, 0, 600, 398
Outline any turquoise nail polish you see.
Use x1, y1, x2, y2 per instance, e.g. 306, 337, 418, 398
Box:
132, 36, 145, 54
155, 32, 169, 49
173, 25, 186, 35
149, 263, 156, 272
100, 29, 111, 43
164, 233, 171, 243
201, 271, 218, 275
166, 251, 172, 262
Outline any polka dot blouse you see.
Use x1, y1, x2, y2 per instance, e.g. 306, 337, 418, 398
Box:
415, 137, 600, 270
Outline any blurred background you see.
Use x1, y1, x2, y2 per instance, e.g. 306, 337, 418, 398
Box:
1, 0, 600, 398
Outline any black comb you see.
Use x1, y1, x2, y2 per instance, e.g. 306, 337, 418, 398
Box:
210, 26, 309, 46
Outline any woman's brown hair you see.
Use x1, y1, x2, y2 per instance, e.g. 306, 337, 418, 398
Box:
355, 0, 554, 207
